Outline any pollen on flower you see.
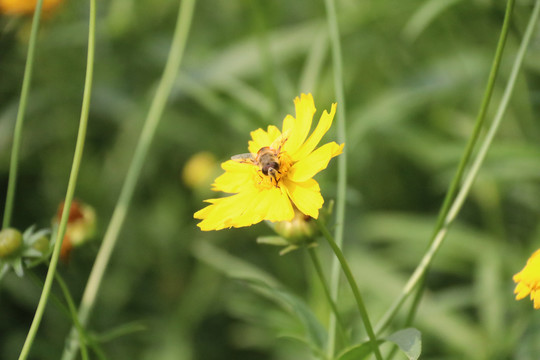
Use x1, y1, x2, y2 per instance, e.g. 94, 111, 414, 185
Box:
194, 93, 344, 231
513, 248, 540, 309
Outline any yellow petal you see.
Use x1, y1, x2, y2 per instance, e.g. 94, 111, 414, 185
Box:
267, 186, 295, 222
282, 178, 323, 219
534, 290, 540, 309
233, 186, 294, 226
195, 189, 259, 230
292, 103, 337, 161
195, 184, 295, 230
248, 125, 281, 154
287, 142, 344, 183
514, 282, 530, 300
212, 160, 256, 193
283, 94, 316, 155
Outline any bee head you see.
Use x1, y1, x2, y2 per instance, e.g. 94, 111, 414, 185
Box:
262, 162, 279, 176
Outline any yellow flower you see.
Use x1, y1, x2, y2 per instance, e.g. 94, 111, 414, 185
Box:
0, 0, 63, 15
194, 93, 343, 231
182, 151, 217, 189
513, 248, 540, 309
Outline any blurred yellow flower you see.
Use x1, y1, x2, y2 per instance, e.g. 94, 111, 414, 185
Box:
513, 248, 540, 309
0, 0, 63, 15
182, 151, 217, 189
194, 93, 343, 231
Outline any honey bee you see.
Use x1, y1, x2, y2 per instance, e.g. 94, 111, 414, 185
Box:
232, 146, 281, 181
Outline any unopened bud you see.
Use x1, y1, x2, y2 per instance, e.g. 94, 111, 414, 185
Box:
274, 211, 318, 245
31, 236, 50, 255
0, 228, 23, 259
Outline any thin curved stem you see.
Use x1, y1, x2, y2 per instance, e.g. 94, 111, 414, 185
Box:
307, 247, 349, 348
376, 0, 538, 334
428, 0, 515, 244
28, 269, 90, 360
54, 273, 89, 360
322, 0, 348, 356
2, 0, 44, 229
17, 0, 96, 358
390, 0, 516, 336
61, 1, 197, 359
316, 220, 382, 360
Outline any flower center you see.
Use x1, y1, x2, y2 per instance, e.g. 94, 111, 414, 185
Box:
251, 149, 293, 189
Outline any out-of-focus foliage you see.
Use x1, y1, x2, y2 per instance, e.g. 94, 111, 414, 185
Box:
1, 0, 540, 359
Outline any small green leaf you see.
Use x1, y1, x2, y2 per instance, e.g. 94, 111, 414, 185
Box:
385, 328, 421, 360
93, 321, 147, 343
277, 334, 327, 359
256, 236, 288, 246
336, 340, 385, 360
279, 245, 299, 255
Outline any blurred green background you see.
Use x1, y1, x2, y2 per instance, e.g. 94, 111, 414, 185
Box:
1, 0, 540, 359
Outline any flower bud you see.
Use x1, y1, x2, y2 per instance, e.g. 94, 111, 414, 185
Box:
31, 235, 50, 255
54, 200, 96, 263
273, 210, 318, 245
55, 200, 96, 247
0, 228, 23, 259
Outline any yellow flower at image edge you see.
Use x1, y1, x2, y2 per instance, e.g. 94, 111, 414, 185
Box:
0, 0, 63, 15
513, 249, 540, 309
194, 93, 344, 231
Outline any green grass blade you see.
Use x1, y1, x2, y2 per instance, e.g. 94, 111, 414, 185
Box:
2, 0, 44, 229
323, 0, 348, 356
61, 1, 197, 359
17, 0, 96, 358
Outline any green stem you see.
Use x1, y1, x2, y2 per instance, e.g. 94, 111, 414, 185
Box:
322, 0, 348, 355
17, 0, 96, 358
28, 269, 90, 359
316, 220, 382, 360
54, 273, 89, 360
428, 0, 514, 244
307, 247, 349, 348
393, 0, 516, 336
385, 276, 425, 360
61, 1, 197, 359
2, 0, 44, 229
376, 0, 538, 334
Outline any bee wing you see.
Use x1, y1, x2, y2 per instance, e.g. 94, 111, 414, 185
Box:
231, 153, 255, 163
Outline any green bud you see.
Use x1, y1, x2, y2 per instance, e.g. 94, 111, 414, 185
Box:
32, 236, 50, 254
274, 211, 318, 245
0, 228, 23, 259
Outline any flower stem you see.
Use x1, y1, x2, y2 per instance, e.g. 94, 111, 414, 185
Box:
376, 0, 538, 334
2, 0, 44, 230
54, 273, 90, 360
307, 246, 349, 348
428, 0, 515, 245
380, 0, 515, 335
60, 1, 196, 358
17, 0, 96, 358
398, 0, 515, 334
316, 220, 382, 360
322, 0, 348, 355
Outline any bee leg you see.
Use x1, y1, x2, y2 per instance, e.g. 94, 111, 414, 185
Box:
268, 169, 280, 187
256, 170, 266, 185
